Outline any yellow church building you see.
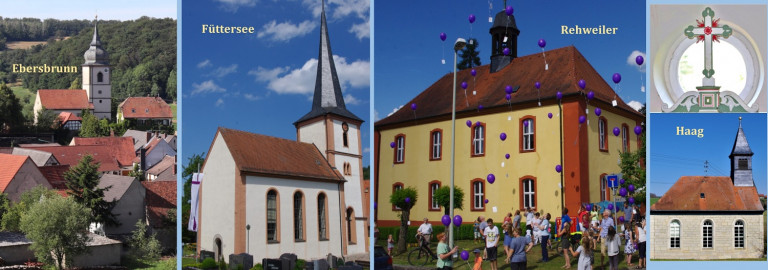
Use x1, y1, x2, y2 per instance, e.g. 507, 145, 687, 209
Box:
374, 10, 644, 227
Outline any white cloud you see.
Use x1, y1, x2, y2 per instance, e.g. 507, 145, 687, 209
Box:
304, 0, 369, 40
627, 50, 646, 73
215, 0, 256, 12
627, 100, 645, 111
191, 80, 226, 96
243, 93, 260, 101
209, 64, 238, 78
215, 98, 225, 107
197, 59, 211, 69
344, 94, 361, 105
249, 55, 369, 95
257, 20, 317, 42
387, 105, 403, 117
349, 19, 369, 40
374, 110, 380, 121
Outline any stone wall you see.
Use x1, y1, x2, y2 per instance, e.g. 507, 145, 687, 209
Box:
651, 213, 764, 259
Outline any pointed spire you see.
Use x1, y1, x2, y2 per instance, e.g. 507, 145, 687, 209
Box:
91, 15, 101, 46
295, 0, 362, 125
83, 15, 109, 65
731, 116, 753, 156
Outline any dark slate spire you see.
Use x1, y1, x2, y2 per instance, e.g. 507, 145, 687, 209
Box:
295, 0, 362, 125
730, 117, 755, 187
83, 16, 109, 65
730, 117, 753, 156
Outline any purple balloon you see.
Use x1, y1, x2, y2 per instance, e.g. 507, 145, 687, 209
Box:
619, 188, 627, 197
374, 202, 377, 209
468, 14, 476, 23
475, 121, 481, 127
618, 216, 625, 223
594, 107, 602, 116
503, 47, 510, 55
538, 39, 546, 48
500, 132, 507, 141
628, 184, 635, 193
478, 105, 483, 110
505, 6, 514, 16
586, 91, 594, 100
453, 215, 463, 226
484, 199, 489, 204
461, 81, 468, 89
578, 115, 586, 124
613, 127, 620, 136
390, 142, 396, 148
548, 112, 553, 119
628, 197, 635, 204
487, 174, 495, 184
578, 79, 586, 90
505, 94, 511, 101
505, 85, 513, 94
535, 81, 541, 89
505, 153, 510, 159
635, 55, 644, 66
440, 32, 447, 42
411, 103, 417, 110
405, 197, 411, 204
612, 73, 622, 84
441, 215, 452, 226
607, 204, 614, 210
466, 120, 472, 127
555, 164, 562, 173
471, 69, 477, 76
556, 91, 563, 100
523, 120, 529, 127
619, 178, 626, 185
460, 250, 470, 261
585, 204, 592, 211
634, 125, 643, 135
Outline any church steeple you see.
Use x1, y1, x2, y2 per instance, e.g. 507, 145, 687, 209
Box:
489, 3, 520, 73
730, 117, 754, 187
83, 16, 109, 65
294, 0, 361, 125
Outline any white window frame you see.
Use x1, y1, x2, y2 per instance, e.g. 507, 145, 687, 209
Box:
473, 181, 484, 210
734, 220, 745, 248
395, 136, 404, 163
523, 119, 534, 151
622, 125, 629, 152
670, 220, 680, 248
598, 118, 606, 150
432, 131, 441, 159
473, 125, 484, 155
430, 182, 440, 210
703, 219, 713, 248
523, 179, 535, 208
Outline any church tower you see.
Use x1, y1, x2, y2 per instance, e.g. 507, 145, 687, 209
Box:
293, 0, 367, 255
82, 16, 112, 120
730, 117, 755, 187
489, 3, 520, 73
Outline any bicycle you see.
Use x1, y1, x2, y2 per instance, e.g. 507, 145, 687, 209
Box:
407, 234, 437, 266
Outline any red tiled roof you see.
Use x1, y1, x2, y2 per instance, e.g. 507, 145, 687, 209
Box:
57, 112, 82, 124
142, 181, 176, 228
0, 153, 30, 192
20, 145, 122, 172
37, 90, 93, 110
375, 46, 643, 127
71, 136, 135, 167
651, 176, 764, 212
38, 165, 71, 189
119, 97, 172, 119
206, 127, 345, 182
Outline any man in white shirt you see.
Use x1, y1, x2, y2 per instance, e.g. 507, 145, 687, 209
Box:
484, 218, 500, 270
417, 218, 433, 245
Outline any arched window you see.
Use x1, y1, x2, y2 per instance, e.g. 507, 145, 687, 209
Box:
394, 134, 405, 163
430, 129, 442, 160
266, 189, 279, 242
598, 117, 608, 151
622, 124, 630, 152
520, 116, 535, 152
734, 220, 745, 248
670, 220, 680, 248
392, 182, 404, 210
471, 179, 485, 211
318, 193, 329, 241
520, 177, 536, 209
471, 123, 485, 156
342, 122, 349, 148
97, 72, 103, 83
346, 207, 356, 244
293, 192, 305, 241
600, 173, 609, 201
429, 181, 441, 211
703, 219, 713, 248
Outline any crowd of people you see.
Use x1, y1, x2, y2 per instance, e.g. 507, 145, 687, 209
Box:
432, 205, 646, 270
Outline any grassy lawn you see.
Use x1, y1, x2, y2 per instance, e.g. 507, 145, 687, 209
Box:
649, 198, 659, 207
378, 239, 644, 270
10, 85, 35, 119
170, 103, 177, 122
123, 257, 177, 270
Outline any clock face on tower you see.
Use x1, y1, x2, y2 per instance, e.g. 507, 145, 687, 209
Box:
104, 68, 109, 73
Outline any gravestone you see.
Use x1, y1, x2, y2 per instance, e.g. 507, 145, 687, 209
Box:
199, 251, 215, 262
229, 253, 253, 270
279, 253, 297, 270
337, 265, 363, 270
262, 258, 282, 270
304, 261, 314, 270
313, 259, 329, 270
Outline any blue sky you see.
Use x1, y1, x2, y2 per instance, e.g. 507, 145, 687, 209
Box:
649, 113, 767, 196
0, 0, 176, 20
181, 0, 370, 166
373, 0, 647, 121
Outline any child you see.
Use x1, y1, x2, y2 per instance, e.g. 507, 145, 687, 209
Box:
474, 218, 482, 244
569, 232, 594, 270
623, 223, 635, 268
606, 227, 621, 270
472, 249, 483, 270
387, 234, 395, 256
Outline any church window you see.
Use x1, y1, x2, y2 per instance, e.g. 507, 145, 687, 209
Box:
738, 158, 748, 169
97, 72, 103, 83
392, 183, 404, 210
703, 219, 713, 248
521, 178, 536, 209
521, 117, 535, 152
99, 100, 102, 103
622, 124, 630, 152
318, 193, 328, 241
394, 134, 405, 163
266, 189, 279, 242
734, 220, 745, 248
471, 179, 485, 211
346, 207, 356, 244
430, 129, 442, 160
342, 122, 349, 148
429, 181, 441, 211
670, 220, 680, 248
342, 162, 351, 176
293, 191, 305, 241
598, 117, 608, 151
472, 123, 485, 156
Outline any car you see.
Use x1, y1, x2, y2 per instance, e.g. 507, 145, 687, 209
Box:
374, 245, 393, 270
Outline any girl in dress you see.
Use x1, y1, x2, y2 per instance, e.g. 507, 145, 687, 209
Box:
623, 223, 635, 268
387, 234, 395, 255
569, 232, 594, 270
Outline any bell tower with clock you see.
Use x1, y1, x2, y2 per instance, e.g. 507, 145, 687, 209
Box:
82, 15, 112, 120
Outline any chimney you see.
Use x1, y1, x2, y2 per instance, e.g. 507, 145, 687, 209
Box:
146, 131, 151, 143
140, 147, 147, 173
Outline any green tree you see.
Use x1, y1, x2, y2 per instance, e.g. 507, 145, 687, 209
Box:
129, 163, 146, 181
0, 82, 25, 132
457, 38, 481, 70
434, 186, 464, 216
128, 220, 162, 262
69, 77, 81, 89
389, 186, 417, 253
79, 110, 102, 137
64, 154, 119, 226
181, 153, 204, 243
0, 193, 9, 225
167, 70, 177, 101
35, 106, 58, 131
20, 195, 91, 270
619, 133, 646, 205
1, 186, 58, 232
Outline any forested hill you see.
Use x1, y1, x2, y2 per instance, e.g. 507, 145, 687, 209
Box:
0, 17, 95, 42
0, 17, 177, 101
